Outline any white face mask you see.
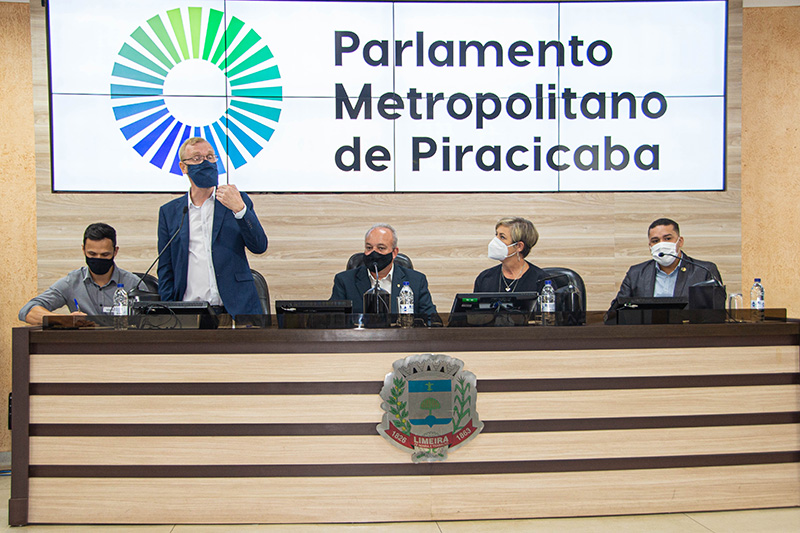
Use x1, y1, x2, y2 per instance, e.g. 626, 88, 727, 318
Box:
651, 241, 678, 267
488, 237, 519, 261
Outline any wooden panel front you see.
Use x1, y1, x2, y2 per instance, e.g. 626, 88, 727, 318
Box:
29, 345, 800, 382
27, 465, 800, 524
28, 386, 800, 424
12, 323, 800, 525
29, 425, 800, 466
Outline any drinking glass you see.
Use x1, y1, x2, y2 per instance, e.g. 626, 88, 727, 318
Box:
727, 293, 744, 322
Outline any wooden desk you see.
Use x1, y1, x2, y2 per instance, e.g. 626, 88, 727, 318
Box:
9, 322, 800, 525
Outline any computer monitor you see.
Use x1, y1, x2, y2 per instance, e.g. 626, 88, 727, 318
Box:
611, 296, 689, 325
275, 300, 353, 329
131, 301, 215, 314
448, 292, 539, 327
615, 297, 689, 310
129, 300, 219, 329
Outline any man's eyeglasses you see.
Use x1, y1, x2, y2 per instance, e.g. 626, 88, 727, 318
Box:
182, 154, 218, 164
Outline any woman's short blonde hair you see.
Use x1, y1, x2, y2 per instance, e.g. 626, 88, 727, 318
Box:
495, 217, 539, 258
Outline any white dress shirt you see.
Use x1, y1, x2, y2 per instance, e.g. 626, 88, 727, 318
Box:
184, 192, 223, 305
369, 263, 394, 294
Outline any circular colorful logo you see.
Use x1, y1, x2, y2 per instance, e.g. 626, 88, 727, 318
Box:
110, 7, 282, 175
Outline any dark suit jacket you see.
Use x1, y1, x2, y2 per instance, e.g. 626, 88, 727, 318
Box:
157, 191, 268, 317
607, 253, 722, 313
331, 264, 437, 315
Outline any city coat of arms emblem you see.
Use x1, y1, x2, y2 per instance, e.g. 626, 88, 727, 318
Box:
377, 353, 483, 462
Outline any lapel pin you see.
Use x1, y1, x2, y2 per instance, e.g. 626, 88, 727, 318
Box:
681, 267, 686, 272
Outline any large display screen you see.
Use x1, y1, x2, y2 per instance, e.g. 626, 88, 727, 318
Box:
47, 0, 728, 192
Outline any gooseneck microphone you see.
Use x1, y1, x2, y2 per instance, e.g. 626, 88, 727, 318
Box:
130, 206, 189, 298
658, 252, 723, 286
372, 263, 382, 312
362, 258, 391, 314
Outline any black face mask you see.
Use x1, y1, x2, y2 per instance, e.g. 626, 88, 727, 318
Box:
85, 256, 114, 276
363, 250, 393, 272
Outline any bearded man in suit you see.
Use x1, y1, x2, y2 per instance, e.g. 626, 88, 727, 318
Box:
607, 218, 722, 314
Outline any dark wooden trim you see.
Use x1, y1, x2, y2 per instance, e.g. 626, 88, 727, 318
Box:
29, 412, 800, 437
29, 373, 800, 396
485, 413, 800, 432
8, 499, 28, 526
480, 373, 800, 391
24, 322, 800, 355
10, 327, 30, 526
28, 451, 800, 479
30, 382, 383, 396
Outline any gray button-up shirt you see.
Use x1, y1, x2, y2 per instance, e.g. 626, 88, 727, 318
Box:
18, 266, 143, 321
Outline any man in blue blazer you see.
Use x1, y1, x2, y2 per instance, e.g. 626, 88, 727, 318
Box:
607, 218, 722, 314
157, 137, 268, 317
331, 224, 437, 316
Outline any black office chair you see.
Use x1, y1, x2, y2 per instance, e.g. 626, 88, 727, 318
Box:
346, 252, 414, 271
542, 266, 587, 321
132, 272, 159, 294
250, 269, 271, 317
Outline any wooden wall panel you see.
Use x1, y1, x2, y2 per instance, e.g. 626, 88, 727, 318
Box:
27, 1, 745, 316
742, 6, 800, 316
0, 0, 37, 454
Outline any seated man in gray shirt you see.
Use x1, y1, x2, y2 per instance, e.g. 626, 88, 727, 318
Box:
19, 223, 142, 325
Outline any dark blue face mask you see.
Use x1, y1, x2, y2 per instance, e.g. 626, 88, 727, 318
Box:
185, 159, 219, 188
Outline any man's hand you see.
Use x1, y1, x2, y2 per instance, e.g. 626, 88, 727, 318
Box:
217, 184, 246, 214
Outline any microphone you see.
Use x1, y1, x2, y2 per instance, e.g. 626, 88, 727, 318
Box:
362, 259, 390, 314
373, 263, 381, 311
130, 206, 188, 300
658, 252, 723, 287
541, 272, 571, 286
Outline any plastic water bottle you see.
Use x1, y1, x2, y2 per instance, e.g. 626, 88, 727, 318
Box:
541, 280, 556, 326
750, 278, 765, 322
398, 281, 414, 328
113, 283, 128, 330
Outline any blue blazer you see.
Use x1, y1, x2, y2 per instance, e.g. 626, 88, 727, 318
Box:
331, 264, 437, 315
157, 191, 268, 317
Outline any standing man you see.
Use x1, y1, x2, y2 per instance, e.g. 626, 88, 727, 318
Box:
158, 137, 268, 317
607, 217, 722, 313
331, 223, 437, 315
19, 223, 142, 325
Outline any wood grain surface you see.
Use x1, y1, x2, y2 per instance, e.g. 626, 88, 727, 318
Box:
29, 424, 800, 465
28, 385, 800, 424
26, 1, 745, 315
27, 464, 800, 523
0, 1, 37, 454
28, 345, 800, 382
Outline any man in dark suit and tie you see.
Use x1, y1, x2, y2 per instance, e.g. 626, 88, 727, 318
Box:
607, 218, 722, 314
157, 137, 268, 317
331, 224, 437, 316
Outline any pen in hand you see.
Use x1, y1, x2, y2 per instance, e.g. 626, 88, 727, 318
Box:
74, 299, 80, 312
